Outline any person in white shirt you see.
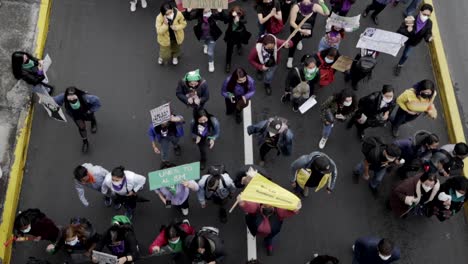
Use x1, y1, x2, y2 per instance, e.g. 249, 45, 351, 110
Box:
102, 166, 146, 220
73, 163, 111, 207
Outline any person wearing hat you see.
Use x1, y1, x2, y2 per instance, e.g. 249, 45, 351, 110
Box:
427, 176, 467, 221
290, 151, 338, 197
176, 69, 210, 110
191, 109, 220, 170
281, 54, 319, 112
73, 163, 112, 208
148, 114, 185, 167
247, 117, 293, 167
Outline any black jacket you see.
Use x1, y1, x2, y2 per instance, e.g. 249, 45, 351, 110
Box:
12, 51, 45, 85
95, 226, 140, 261
285, 65, 319, 92
355, 91, 396, 122
233, 164, 269, 189
397, 18, 432, 46
184, 9, 224, 41
223, 13, 251, 44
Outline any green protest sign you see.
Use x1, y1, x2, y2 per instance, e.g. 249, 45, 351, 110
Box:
148, 162, 200, 190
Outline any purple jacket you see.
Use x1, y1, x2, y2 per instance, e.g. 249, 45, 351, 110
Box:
155, 180, 199, 205
221, 76, 256, 99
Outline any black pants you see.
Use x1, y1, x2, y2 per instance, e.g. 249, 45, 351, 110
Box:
73, 113, 96, 139
281, 2, 293, 24
197, 137, 210, 162
225, 41, 242, 65
391, 107, 420, 130
176, 197, 189, 210
288, 13, 317, 58
365, 0, 387, 18
114, 194, 137, 210
260, 143, 278, 161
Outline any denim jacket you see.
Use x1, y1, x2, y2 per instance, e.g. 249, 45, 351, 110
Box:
247, 118, 293, 156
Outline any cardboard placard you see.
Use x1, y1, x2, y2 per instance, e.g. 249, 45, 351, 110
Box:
182, 0, 228, 9
92, 250, 118, 264
36, 91, 67, 122
150, 103, 171, 126
331, 55, 354, 72
148, 162, 200, 190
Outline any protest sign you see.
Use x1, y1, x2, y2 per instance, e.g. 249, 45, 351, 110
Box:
150, 103, 171, 126
332, 55, 353, 72
36, 92, 67, 122
299, 96, 317, 114
148, 162, 200, 190
182, 0, 228, 9
92, 250, 118, 264
240, 173, 300, 210
356, 28, 408, 56
326, 13, 360, 32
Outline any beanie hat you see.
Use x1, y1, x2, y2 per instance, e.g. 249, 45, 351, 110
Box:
185, 69, 202, 82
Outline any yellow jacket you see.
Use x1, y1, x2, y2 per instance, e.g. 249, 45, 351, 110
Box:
397, 88, 437, 115
155, 10, 187, 47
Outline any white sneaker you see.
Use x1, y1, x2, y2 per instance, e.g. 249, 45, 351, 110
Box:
130, 0, 136, 12
286, 57, 293, 68
141, 0, 147, 8
297, 41, 303, 51
181, 208, 189, 216
208, 62, 215, 72
158, 57, 163, 65
352, 245, 355, 252
303, 187, 309, 197
203, 45, 208, 54
318, 137, 328, 149
172, 57, 178, 65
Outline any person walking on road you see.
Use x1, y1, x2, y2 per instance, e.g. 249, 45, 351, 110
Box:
350, 85, 395, 139
395, 0, 423, 17
362, 0, 393, 25
314, 47, 340, 87
14, 209, 60, 248
238, 195, 300, 256
427, 176, 468, 222
191, 109, 220, 170
286, 0, 330, 68
234, 164, 269, 189
319, 88, 357, 149
53, 87, 101, 153
281, 54, 320, 112
290, 151, 338, 197
101, 166, 147, 220
73, 163, 112, 207
221, 67, 256, 123
11, 51, 54, 94
389, 171, 440, 218
184, 8, 225, 73
129, 0, 147, 12
318, 26, 345, 52
149, 219, 195, 258
248, 34, 292, 95
223, 5, 252, 73
185, 227, 226, 263
247, 117, 293, 167
394, 3, 433, 76
330, 0, 356, 16
391, 79, 437, 137
148, 114, 184, 166
438, 142, 468, 175
352, 237, 401, 264
156, 1, 187, 65
346, 48, 379, 90
256, 0, 283, 36
176, 69, 210, 110
155, 163, 199, 216
354, 137, 402, 195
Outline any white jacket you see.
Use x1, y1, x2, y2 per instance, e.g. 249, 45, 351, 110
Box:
101, 170, 146, 196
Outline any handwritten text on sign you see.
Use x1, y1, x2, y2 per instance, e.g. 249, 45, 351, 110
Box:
148, 162, 200, 190
182, 0, 228, 9
150, 103, 171, 126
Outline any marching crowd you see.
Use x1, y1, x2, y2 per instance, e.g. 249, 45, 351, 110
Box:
10, 0, 468, 264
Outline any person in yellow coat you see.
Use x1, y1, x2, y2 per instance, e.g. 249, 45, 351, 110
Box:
391, 79, 437, 137
156, 1, 187, 65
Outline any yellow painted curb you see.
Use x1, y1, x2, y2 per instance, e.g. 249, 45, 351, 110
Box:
0, 0, 52, 263
424, 0, 468, 217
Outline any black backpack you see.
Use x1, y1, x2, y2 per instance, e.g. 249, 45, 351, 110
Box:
361, 136, 385, 158
356, 55, 377, 73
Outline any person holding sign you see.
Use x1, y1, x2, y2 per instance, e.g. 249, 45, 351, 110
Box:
223, 5, 252, 73
290, 151, 338, 197
148, 114, 184, 166
221, 67, 256, 123
53, 87, 101, 153
238, 195, 300, 256
11, 51, 54, 94
286, 0, 330, 68
13, 209, 61, 250
234, 164, 269, 189
191, 109, 220, 170
176, 69, 210, 110
156, 1, 187, 65
256, 0, 283, 36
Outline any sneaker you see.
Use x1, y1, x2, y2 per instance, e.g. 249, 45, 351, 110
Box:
104, 196, 112, 207
82, 140, 89, 153
208, 61, 215, 72
158, 57, 163, 65
264, 83, 272, 96
181, 208, 189, 216
303, 187, 309, 197
91, 122, 97, 134
203, 45, 208, 54
394, 64, 402, 76
297, 41, 303, 51
113, 202, 122, 210
266, 245, 273, 256
174, 145, 181, 156
281, 93, 291, 103
141, 0, 147, 8
352, 245, 355, 252
182, 219, 190, 225
372, 16, 379, 25
219, 208, 227, 223
318, 137, 327, 149
256, 70, 263, 80
286, 57, 293, 69
292, 105, 299, 112
225, 63, 231, 73
130, 0, 136, 12
172, 57, 178, 65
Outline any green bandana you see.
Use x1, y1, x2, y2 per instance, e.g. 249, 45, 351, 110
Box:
22, 60, 35, 69
304, 67, 318, 81
168, 238, 183, 252
70, 100, 81, 110
184, 69, 201, 82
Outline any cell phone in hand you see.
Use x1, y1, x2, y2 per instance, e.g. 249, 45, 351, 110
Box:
165, 200, 172, 208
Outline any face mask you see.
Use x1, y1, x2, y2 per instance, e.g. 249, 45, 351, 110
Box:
265, 48, 274, 53
455, 191, 465, 198
166, 13, 174, 20
22, 225, 32, 233
306, 67, 317, 74
70, 100, 81, 110
203, 11, 212, 18
66, 236, 80, 246
325, 57, 334, 64
419, 13, 429, 22
113, 179, 123, 186
299, 3, 313, 14
422, 184, 433, 192
268, 132, 276, 137
383, 96, 393, 103
169, 237, 180, 244
343, 100, 352, 107
379, 253, 392, 261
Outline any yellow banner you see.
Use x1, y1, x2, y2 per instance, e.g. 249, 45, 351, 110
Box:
241, 173, 300, 210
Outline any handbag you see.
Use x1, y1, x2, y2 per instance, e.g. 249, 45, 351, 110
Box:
266, 17, 284, 35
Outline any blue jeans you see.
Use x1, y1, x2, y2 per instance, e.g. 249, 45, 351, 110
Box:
354, 160, 387, 189
404, 0, 423, 16
264, 65, 277, 84
398, 44, 414, 65
322, 123, 334, 138
202, 39, 216, 62
159, 136, 180, 161
318, 37, 340, 52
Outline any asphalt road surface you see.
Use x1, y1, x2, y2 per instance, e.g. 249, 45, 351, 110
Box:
12, 0, 468, 263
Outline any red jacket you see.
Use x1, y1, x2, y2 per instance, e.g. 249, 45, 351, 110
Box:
148, 223, 194, 253
240, 201, 297, 236
248, 36, 293, 71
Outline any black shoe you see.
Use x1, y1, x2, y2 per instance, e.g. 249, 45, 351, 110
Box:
235, 112, 242, 124
174, 145, 181, 156
237, 46, 243, 56
394, 65, 402, 76
264, 83, 272, 96
125, 208, 134, 221
281, 93, 290, 103
256, 71, 263, 81
200, 160, 206, 170
362, 10, 369, 18
352, 170, 360, 184
369, 184, 379, 198
81, 140, 89, 153
392, 126, 399, 138
225, 63, 231, 73
219, 208, 227, 223
113, 202, 122, 210
372, 16, 379, 25
91, 122, 97, 134
104, 196, 112, 207
292, 105, 299, 112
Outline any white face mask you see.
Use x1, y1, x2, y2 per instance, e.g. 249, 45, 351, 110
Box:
419, 13, 429, 22
66, 236, 80, 246
169, 237, 180, 244
268, 132, 276, 137
203, 11, 212, 18
343, 100, 352, 107
422, 184, 433, 192
325, 57, 334, 64
455, 191, 465, 198
379, 253, 392, 261
22, 225, 32, 233
306, 67, 317, 74
166, 13, 174, 20
382, 96, 393, 103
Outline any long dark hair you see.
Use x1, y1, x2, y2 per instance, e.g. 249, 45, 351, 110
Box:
11, 51, 32, 79
63, 86, 89, 112
334, 88, 357, 114
226, 68, 249, 94
188, 234, 214, 260
193, 108, 213, 123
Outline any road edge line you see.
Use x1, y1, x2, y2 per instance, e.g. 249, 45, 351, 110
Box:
424, 0, 468, 219
0, 0, 52, 263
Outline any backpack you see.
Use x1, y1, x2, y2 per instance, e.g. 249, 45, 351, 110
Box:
204, 165, 230, 200
292, 67, 310, 99
361, 136, 385, 158
355, 55, 377, 73
316, 52, 335, 87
